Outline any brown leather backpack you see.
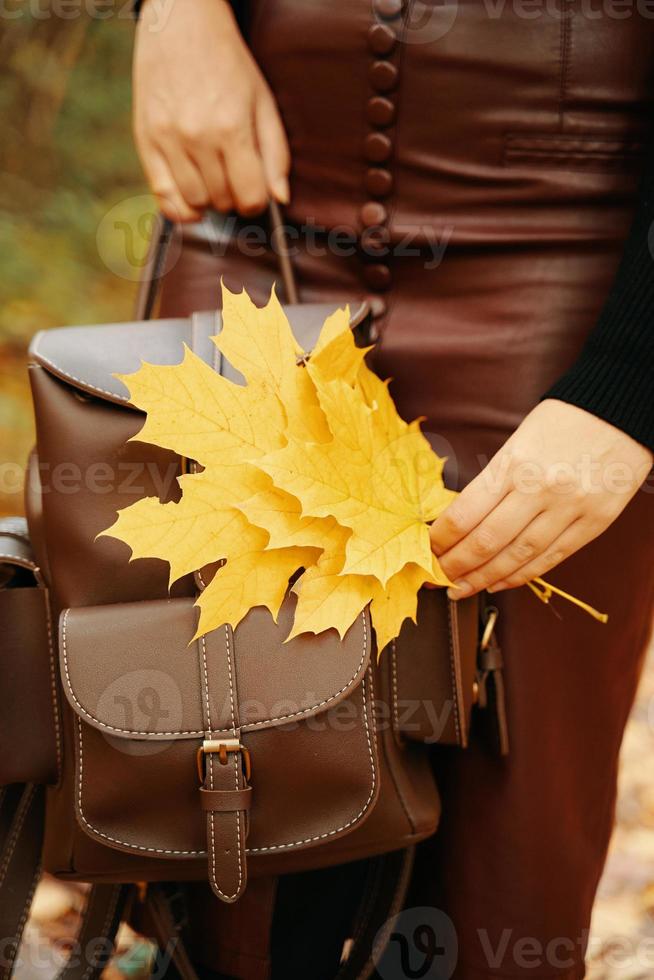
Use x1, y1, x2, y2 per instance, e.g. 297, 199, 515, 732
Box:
0, 212, 505, 980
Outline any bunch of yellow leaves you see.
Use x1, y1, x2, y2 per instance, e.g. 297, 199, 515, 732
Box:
101, 284, 457, 653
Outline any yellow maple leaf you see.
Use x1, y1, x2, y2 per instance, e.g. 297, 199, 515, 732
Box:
217, 284, 331, 443
100, 468, 268, 585
309, 306, 371, 385
257, 370, 449, 587
370, 563, 443, 655
103, 283, 457, 647
119, 346, 283, 468
195, 545, 319, 639
237, 483, 343, 552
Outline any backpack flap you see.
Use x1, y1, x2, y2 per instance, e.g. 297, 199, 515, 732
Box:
58, 595, 377, 902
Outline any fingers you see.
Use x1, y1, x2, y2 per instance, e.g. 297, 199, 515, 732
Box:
429, 454, 512, 556
136, 139, 203, 223
437, 490, 544, 584
189, 144, 234, 213
156, 133, 211, 212
486, 517, 594, 593
255, 87, 291, 204
219, 109, 269, 215
444, 505, 576, 598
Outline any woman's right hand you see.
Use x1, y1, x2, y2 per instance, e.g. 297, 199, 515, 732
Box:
133, 0, 290, 221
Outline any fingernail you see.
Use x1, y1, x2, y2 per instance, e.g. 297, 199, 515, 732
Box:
487, 582, 507, 594
272, 176, 290, 205
447, 580, 471, 600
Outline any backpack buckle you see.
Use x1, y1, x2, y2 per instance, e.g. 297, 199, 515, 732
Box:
196, 739, 252, 784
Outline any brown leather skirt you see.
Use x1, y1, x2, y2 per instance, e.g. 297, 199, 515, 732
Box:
158, 3, 654, 976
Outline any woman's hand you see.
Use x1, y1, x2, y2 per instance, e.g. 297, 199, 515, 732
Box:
430, 399, 653, 598
133, 0, 290, 221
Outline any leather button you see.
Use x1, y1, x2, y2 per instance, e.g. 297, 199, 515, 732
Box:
368, 23, 397, 55
367, 96, 395, 127
361, 226, 390, 257
364, 132, 393, 163
361, 201, 388, 226
363, 263, 392, 291
374, 0, 403, 19
364, 296, 387, 325
369, 60, 399, 93
365, 167, 393, 197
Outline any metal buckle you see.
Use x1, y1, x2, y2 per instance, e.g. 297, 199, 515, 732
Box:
480, 606, 499, 651
196, 738, 252, 784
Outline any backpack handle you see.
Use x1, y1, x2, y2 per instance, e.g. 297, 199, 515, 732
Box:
135, 202, 299, 321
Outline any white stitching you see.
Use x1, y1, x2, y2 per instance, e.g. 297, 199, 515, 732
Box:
31, 349, 131, 403
74, 665, 378, 858
0, 553, 38, 570
61, 610, 205, 736
390, 639, 400, 736
447, 601, 461, 744
0, 786, 37, 886
6, 861, 42, 973
61, 609, 369, 737
249, 665, 378, 853
200, 635, 211, 730
44, 592, 63, 781
206, 625, 243, 902
76, 718, 204, 856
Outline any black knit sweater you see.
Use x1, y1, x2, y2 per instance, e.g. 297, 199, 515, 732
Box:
542, 135, 654, 452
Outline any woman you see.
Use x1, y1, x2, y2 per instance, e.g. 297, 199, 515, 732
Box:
132, 1, 654, 976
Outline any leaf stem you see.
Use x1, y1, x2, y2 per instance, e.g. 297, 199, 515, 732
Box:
527, 577, 608, 623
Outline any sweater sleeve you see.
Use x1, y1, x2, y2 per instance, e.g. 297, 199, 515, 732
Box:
542, 132, 654, 452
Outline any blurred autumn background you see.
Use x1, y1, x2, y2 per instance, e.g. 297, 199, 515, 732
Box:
0, 0, 151, 521
2, 4, 654, 978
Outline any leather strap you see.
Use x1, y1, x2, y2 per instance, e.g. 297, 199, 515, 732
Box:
185, 878, 277, 980
135, 203, 299, 322
141, 884, 200, 980
134, 214, 175, 322
196, 632, 249, 903
54, 883, 130, 980
0, 783, 129, 980
199, 787, 252, 813
269, 199, 299, 304
209, 877, 277, 980
0, 785, 44, 980
476, 603, 510, 757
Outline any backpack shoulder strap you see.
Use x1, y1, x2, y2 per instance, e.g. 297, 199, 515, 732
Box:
0, 784, 129, 980
0, 784, 43, 980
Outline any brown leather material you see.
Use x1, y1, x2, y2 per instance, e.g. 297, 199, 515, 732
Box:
0, 784, 43, 980
0, 521, 60, 787
59, 598, 370, 739
195, 620, 248, 903
144, 2, 654, 969
0, 780, 130, 980
29, 303, 370, 408
57, 597, 379, 861
24, 287, 478, 904
187, 878, 277, 980
199, 788, 253, 813
392, 589, 478, 747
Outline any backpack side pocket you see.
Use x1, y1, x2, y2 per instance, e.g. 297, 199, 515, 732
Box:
0, 517, 60, 786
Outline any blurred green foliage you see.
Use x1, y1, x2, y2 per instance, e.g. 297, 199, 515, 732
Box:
0, 2, 148, 514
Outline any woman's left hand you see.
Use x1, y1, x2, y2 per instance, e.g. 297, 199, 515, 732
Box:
430, 399, 653, 598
